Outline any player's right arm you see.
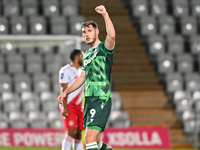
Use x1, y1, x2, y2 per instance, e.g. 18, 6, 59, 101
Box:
95, 5, 115, 50
58, 71, 85, 104
60, 83, 69, 117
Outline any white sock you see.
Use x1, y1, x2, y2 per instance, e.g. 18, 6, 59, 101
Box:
72, 139, 83, 150
62, 135, 74, 150
98, 141, 103, 150
86, 142, 98, 150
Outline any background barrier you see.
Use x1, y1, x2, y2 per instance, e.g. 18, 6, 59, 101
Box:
102, 127, 171, 148
0, 127, 170, 148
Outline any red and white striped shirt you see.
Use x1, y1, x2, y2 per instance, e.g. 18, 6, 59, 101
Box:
59, 64, 84, 106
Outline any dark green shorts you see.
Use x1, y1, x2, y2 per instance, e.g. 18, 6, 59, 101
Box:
83, 96, 112, 132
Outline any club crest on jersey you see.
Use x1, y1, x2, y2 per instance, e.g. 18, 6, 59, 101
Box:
84, 52, 98, 66
60, 73, 64, 79
68, 120, 74, 127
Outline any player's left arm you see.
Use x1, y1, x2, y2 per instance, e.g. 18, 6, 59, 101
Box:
60, 83, 68, 94
58, 71, 85, 105
60, 83, 69, 117
95, 5, 116, 50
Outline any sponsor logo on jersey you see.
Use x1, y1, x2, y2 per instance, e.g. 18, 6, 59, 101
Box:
84, 52, 98, 66
84, 48, 96, 58
85, 44, 99, 58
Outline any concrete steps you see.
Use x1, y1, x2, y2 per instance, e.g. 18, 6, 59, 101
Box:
119, 91, 190, 147
112, 64, 154, 71
113, 58, 150, 64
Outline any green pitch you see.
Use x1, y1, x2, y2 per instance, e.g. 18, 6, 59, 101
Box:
0, 148, 195, 150
0, 148, 61, 150
1, 148, 61, 150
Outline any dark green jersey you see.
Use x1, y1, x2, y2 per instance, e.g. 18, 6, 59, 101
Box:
82, 41, 114, 99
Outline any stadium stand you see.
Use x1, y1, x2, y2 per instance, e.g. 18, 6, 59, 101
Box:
21, 0, 38, 16
0, 74, 12, 92
0, 113, 9, 128
47, 110, 64, 128
13, 74, 32, 93
29, 16, 47, 34
0, 17, 8, 35
148, 35, 165, 56
50, 16, 68, 34
123, 0, 200, 148
1, 42, 17, 54
9, 111, 28, 128
150, 0, 167, 16
1, 0, 199, 148
61, 0, 79, 17
3, 0, 20, 17
158, 16, 175, 35
42, 0, 59, 17
0, 55, 5, 73
40, 91, 58, 113
2, 92, 21, 113
28, 111, 48, 128
32, 73, 51, 92
167, 35, 184, 55
131, 0, 148, 17
0, 0, 129, 131
10, 17, 28, 35
165, 72, 184, 93
108, 110, 131, 127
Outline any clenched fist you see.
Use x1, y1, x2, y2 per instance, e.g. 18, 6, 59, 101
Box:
95, 5, 108, 16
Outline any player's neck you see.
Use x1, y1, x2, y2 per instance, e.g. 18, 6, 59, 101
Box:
90, 39, 100, 48
70, 63, 80, 69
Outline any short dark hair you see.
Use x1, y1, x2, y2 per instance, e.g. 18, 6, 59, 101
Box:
70, 49, 82, 61
81, 20, 98, 29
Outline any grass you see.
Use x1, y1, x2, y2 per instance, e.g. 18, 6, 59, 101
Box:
0, 148, 61, 150
0, 148, 195, 150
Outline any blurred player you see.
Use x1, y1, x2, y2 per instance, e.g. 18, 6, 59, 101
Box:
59, 49, 84, 150
58, 5, 115, 150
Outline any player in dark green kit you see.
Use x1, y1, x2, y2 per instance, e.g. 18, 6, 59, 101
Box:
58, 5, 115, 150
82, 40, 113, 132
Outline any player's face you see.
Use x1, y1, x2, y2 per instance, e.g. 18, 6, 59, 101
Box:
82, 25, 98, 46
78, 52, 84, 66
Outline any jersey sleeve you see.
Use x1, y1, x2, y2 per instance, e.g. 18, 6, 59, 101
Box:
82, 56, 86, 71
59, 67, 69, 84
82, 64, 85, 71
103, 42, 114, 54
